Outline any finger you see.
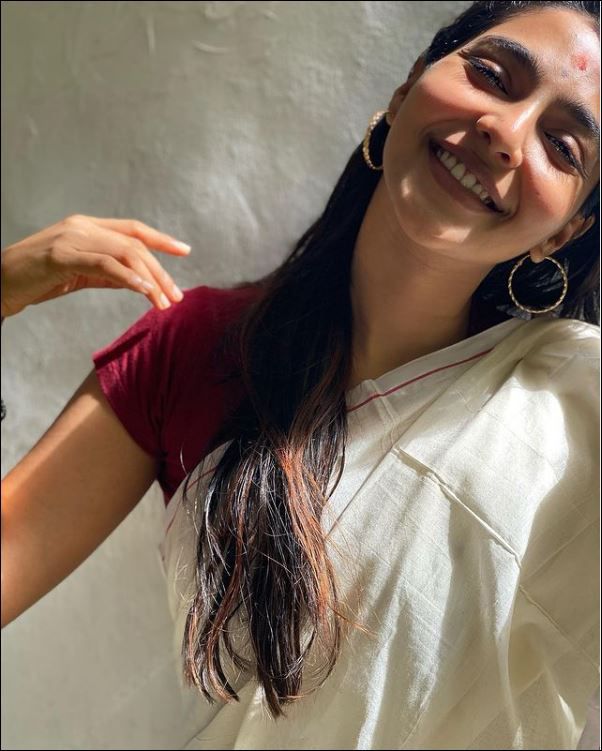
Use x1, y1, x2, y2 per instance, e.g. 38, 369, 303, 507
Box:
74, 216, 192, 256
112, 246, 172, 310
61, 217, 184, 308
52, 250, 165, 308
125, 236, 185, 304
87, 225, 183, 306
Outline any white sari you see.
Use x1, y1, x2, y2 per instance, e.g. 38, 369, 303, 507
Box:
159, 316, 600, 750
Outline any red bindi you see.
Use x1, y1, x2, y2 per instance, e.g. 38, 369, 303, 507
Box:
573, 54, 588, 72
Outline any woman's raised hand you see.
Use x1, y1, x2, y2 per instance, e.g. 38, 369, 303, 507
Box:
0, 214, 192, 318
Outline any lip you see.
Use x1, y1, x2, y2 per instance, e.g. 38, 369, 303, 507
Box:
430, 138, 507, 214
428, 142, 498, 216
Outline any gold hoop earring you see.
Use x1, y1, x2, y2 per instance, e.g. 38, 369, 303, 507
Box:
362, 110, 390, 171
507, 254, 569, 314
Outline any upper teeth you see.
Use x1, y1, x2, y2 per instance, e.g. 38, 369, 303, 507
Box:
435, 147, 495, 208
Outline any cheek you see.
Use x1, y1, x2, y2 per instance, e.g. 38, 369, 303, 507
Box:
524, 178, 562, 220
384, 73, 469, 171
498, 183, 575, 257
409, 69, 480, 124
515, 151, 580, 238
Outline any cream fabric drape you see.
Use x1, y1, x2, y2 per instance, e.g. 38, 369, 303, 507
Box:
159, 316, 600, 750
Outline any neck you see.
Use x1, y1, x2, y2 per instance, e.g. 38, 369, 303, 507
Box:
348, 177, 493, 390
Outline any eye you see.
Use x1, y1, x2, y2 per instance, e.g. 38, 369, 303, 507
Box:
462, 52, 585, 175
546, 134, 581, 170
465, 56, 508, 94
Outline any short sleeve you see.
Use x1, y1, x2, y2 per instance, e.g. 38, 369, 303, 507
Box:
92, 302, 165, 461
92, 284, 259, 503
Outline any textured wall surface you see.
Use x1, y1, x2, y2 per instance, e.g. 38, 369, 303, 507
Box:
1, 2, 470, 748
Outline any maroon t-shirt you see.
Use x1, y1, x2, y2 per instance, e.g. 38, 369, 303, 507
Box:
92, 284, 260, 506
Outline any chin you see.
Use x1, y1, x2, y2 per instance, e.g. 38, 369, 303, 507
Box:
400, 205, 485, 255
388, 171, 489, 248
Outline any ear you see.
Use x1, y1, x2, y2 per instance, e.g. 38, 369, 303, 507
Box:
529, 213, 596, 263
387, 52, 428, 124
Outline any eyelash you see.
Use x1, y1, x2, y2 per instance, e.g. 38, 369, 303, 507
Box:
465, 56, 582, 172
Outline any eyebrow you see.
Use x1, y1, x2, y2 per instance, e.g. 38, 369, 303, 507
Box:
472, 35, 600, 147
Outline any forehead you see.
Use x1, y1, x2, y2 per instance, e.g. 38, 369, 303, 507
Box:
472, 8, 600, 106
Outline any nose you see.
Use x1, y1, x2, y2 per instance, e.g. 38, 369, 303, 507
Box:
475, 107, 531, 169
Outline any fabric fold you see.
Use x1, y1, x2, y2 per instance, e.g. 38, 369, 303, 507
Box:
160, 316, 599, 750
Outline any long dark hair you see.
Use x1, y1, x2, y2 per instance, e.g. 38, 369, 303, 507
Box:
181, 1, 600, 719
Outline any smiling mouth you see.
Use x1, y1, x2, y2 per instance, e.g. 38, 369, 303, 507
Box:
428, 140, 504, 214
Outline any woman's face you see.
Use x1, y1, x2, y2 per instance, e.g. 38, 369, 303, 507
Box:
383, 7, 600, 266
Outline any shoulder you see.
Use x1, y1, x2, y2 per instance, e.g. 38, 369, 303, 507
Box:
472, 318, 599, 482
134, 282, 262, 353
525, 316, 599, 352
504, 319, 599, 435
154, 282, 261, 331
504, 317, 599, 378
460, 316, 599, 421
176, 282, 262, 317
93, 283, 261, 373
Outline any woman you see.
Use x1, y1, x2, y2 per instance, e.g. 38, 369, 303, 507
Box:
2, 1, 600, 748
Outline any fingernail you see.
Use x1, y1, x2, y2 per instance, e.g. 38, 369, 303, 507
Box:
172, 240, 191, 253
172, 284, 184, 301
159, 293, 171, 309
135, 277, 155, 292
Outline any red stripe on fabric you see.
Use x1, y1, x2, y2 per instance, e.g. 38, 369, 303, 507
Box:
347, 347, 494, 413
163, 347, 493, 549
